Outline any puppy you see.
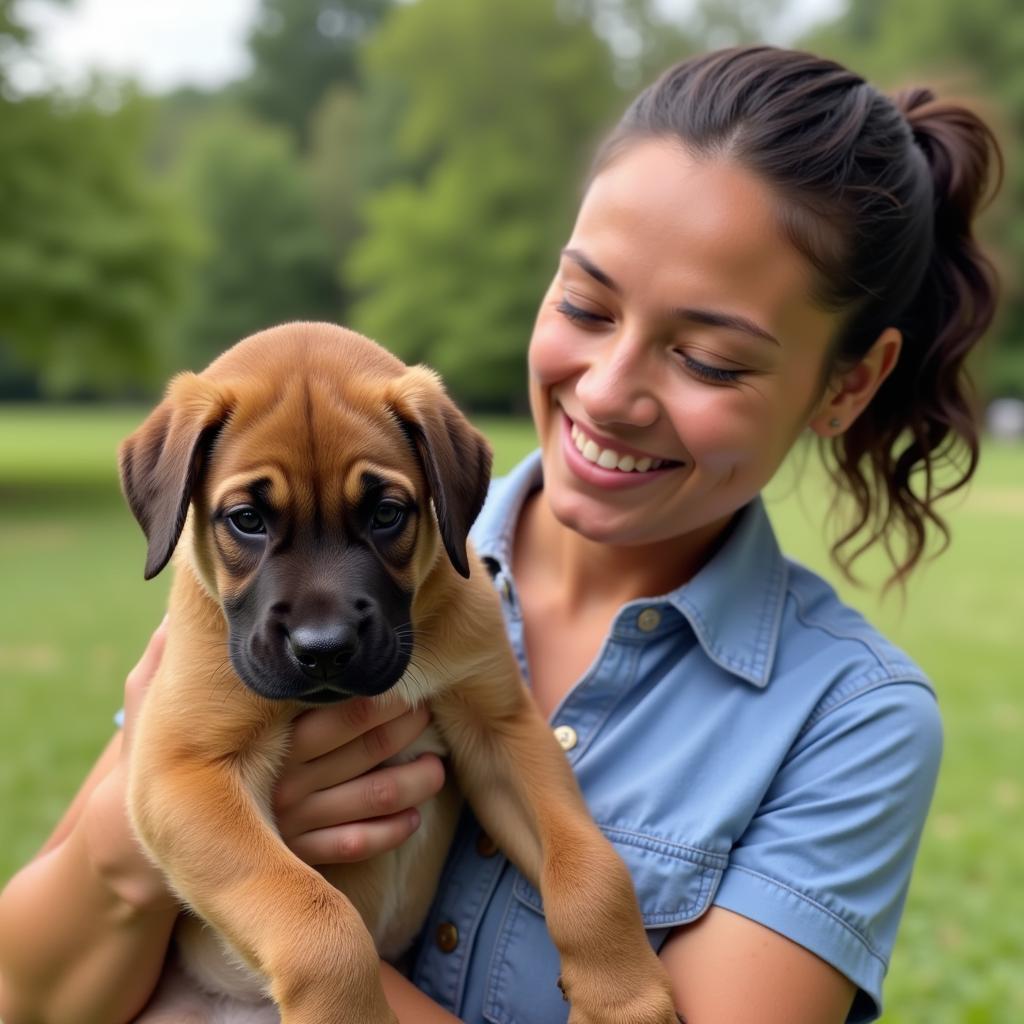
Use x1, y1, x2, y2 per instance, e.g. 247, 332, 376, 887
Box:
120, 323, 677, 1024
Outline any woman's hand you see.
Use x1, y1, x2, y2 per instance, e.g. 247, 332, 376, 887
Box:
79, 617, 179, 911
274, 700, 446, 866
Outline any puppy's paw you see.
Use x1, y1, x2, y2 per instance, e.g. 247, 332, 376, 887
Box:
559, 962, 678, 1024
279, 1009, 397, 1024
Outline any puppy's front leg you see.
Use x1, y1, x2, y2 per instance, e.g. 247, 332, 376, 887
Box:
434, 664, 678, 1024
130, 750, 396, 1024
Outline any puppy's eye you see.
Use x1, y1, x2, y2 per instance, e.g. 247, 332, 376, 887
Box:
371, 500, 406, 533
227, 507, 266, 536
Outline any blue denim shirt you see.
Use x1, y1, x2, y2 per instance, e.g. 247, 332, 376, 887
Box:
409, 451, 942, 1023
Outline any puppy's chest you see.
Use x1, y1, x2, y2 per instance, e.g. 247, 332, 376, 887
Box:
179, 721, 461, 1005
323, 721, 461, 960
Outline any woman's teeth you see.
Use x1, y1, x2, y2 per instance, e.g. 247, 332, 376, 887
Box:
570, 422, 663, 472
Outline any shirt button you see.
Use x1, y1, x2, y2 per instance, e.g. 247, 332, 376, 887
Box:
637, 607, 661, 632
435, 921, 459, 953
553, 724, 578, 751
476, 831, 499, 857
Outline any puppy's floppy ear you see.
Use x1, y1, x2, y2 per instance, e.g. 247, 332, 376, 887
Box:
389, 366, 492, 579
119, 372, 233, 580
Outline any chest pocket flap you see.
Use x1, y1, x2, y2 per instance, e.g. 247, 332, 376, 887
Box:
512, 825, 726, 928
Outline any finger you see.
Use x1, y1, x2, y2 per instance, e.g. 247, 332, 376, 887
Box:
287, 809, 423, 866
287, 695, 413, 765
277, 754, 446, 840
123, 616, 169, 737
281, 706, 433, 802
125, 616, 169, 697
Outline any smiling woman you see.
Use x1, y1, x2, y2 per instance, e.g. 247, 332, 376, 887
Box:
0, 45, 1004, 1024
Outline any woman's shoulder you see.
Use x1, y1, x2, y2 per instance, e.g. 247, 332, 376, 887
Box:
773, 556, 939, 740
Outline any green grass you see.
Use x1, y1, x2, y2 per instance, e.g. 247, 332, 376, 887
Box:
0, 405, 1021, 1022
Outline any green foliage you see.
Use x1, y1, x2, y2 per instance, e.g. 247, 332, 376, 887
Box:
800, 0, 1024, 396
306, 84, 368, 313
985, 342, 1024, 398
0, 88, 197, 396
0, 0, 33, 85
172, 109, 341, 370
348, 0, 621, 410
245, 0, 394, 144
2, 0, 1021, 409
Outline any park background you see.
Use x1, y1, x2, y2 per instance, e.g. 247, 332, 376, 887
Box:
0, 0, 1021, 1021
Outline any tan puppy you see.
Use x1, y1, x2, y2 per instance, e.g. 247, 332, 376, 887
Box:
120, 323, 677, 1024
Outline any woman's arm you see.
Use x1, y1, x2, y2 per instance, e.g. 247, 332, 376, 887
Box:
0, 768, 182, 1024
660, 907, 855, 1024
0, 627, 182, 1024
380, 962, 463, 1022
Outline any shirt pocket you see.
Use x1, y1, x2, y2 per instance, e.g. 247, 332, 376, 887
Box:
482, 828, 724, 1024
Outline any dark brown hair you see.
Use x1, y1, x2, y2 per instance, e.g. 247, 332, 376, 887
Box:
597, 46, 1003, 585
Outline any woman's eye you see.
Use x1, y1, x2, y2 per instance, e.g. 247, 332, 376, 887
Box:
679, 352, 744, 384
371, 501, 406, 533
556, 298, 610, 326
227, 507, 266, 535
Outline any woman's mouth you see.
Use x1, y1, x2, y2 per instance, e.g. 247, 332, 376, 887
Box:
560, 413, 685, 489
570, 421, 667, 472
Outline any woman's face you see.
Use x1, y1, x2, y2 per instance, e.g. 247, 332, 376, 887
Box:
528, 138, 842, 548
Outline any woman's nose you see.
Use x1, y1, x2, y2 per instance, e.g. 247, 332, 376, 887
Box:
575, 335, 659, 428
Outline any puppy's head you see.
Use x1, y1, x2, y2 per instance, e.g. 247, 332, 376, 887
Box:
119, 322, 492, 703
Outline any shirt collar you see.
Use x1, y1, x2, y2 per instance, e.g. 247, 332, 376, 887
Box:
471, 450, 788, 689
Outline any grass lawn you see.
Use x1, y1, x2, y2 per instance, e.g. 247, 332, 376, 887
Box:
0, 404, 1020, 1022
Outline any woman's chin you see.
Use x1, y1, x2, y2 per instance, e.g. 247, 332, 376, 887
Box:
544, 488, 648, 546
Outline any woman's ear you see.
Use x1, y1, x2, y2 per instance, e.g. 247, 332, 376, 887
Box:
809, 327, 902, 437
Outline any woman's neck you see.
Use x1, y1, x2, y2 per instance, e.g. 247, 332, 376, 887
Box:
512, 488, 734, 617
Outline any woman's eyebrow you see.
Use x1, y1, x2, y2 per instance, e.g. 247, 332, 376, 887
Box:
562, 247, 617, 291
561, 247, 781, 346
675, 307, 781, 346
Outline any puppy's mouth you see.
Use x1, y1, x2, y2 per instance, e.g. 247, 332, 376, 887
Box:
228, 630, 411, 704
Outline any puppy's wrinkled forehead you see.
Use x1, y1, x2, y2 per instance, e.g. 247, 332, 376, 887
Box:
207, 371, 420, 519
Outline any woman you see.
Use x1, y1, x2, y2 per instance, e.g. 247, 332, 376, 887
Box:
0, 46, 1002, 1023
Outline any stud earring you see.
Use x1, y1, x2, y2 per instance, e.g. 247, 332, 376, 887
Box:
829, 418, 841, 429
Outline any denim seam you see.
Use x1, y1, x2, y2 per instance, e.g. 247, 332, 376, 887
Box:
750, 555, 788, 676
723, 864, 888, 968
596, 825, 729, 868
484, 881, 522, 1024
512, 862, 721, 923
788, 586, 924, 678
797, 675, 939, 741
567, 643, 643, 764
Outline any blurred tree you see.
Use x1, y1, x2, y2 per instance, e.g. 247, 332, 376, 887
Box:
245, 0, 394, 146
348, 0, 620, 410
574, 0, 698, 89
173, 110, 341, 369
690, 0, 786, 47
306, 84, 367, 313
802, 0, 1023, 396
0, 88, 196, 396
0, 0, 29, 82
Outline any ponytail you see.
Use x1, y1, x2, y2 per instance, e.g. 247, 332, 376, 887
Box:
826, 89, 1003, 584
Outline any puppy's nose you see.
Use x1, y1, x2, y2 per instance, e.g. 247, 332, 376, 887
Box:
287, 624, 358, 680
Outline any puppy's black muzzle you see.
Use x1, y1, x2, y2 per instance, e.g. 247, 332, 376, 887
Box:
287, 623, 359, 683
225, 544, 413, 704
